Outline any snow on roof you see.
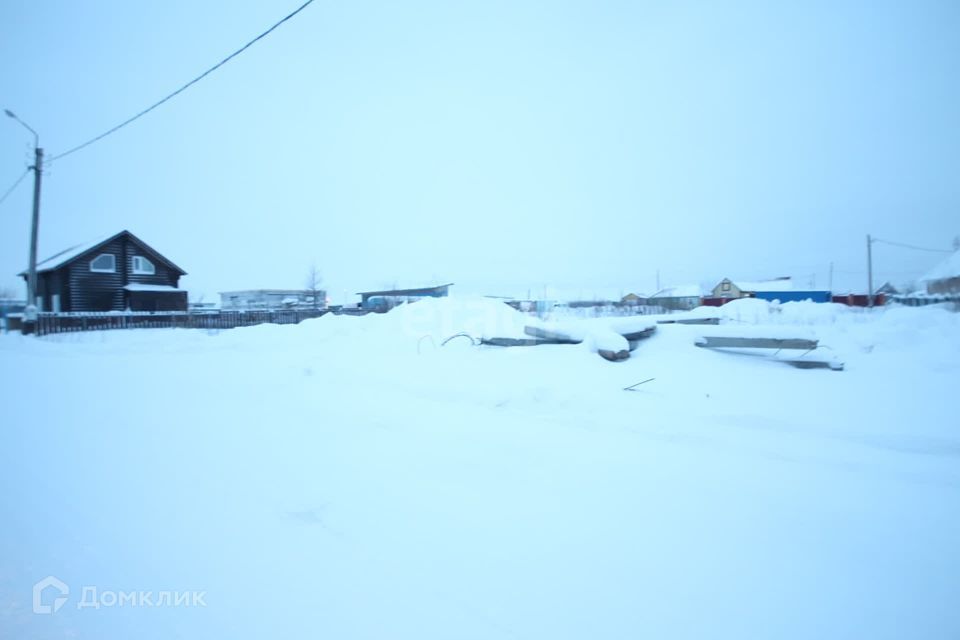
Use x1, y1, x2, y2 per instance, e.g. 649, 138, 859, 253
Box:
920, 250, 960, 282
30, 233, 118, 274
651, 285, 701, 298
123, 283, 182, 293
731, 278, 794, 292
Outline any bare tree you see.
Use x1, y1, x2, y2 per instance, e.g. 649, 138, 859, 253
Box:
305, 263, 323, 310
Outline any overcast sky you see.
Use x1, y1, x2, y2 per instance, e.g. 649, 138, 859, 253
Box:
2, 0, 958, 303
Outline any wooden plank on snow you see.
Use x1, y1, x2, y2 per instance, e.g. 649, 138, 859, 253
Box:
695, 336, 819, 350
523, 326, 582, 344
779, 358, 844, 371
480, 337, 557, 347
657, 317, 720, 325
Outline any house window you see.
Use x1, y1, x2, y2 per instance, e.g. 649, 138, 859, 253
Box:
722, 282, 731, 292
89, 253, 116, 273
132, 256, 156, 275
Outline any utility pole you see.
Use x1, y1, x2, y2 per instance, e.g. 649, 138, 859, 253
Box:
28, 147, 43, 316
828, 262, 834, 293
866, 234, 874, 308
5, 109, 42, 331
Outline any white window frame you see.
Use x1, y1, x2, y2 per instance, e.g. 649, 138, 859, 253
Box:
132, 255, 156, 275
89, 253, 116, 273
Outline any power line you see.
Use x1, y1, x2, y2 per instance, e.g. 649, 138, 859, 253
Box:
872, 237, 952, 254
0, 169, 29, 207
835, 268, 924, 276
48, 0, 316, 164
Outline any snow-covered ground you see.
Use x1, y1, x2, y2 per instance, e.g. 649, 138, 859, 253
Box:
1, 298, 958, 639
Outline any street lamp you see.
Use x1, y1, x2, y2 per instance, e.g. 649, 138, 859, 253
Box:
5, 108, 43, 327
5, 109, 38, 148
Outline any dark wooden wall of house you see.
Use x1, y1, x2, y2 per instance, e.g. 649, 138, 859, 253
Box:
121, 236, 181, 290
928, 276, 960, 295
34, 263, 71, 311
66, 235, 127, 311
36, 271, 54, 310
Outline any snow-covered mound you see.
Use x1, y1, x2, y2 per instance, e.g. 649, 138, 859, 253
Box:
687, 297, 858, 324
388, 294, 530, 341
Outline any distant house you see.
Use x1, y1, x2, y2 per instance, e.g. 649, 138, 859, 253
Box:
19, 230, 187, 312
711, 278, 744, 300
621, 293, 647, 305
648, 285, 701, 311
711, 277, 793, 299
920, 250, 960, 295
357, 283, 452, 312
875, 282, 900, 296
0, 298, 25, 315
219, 289, 327, 310
1, 298, 25, 331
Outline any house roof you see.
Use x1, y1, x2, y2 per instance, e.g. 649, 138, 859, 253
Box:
23, 230, 187, 276
651, 285, 701, 298
920, 250, 960, 282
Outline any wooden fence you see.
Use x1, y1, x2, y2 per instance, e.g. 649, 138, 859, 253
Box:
888, 293, 960, 307
15, 309, 328, 337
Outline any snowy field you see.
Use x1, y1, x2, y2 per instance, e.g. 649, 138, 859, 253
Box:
1, 298, 958, 639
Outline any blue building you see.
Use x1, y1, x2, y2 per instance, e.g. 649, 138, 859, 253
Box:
752, 290, 832, 303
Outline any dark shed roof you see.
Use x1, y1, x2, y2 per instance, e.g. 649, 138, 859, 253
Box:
356, 283, 453, 297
